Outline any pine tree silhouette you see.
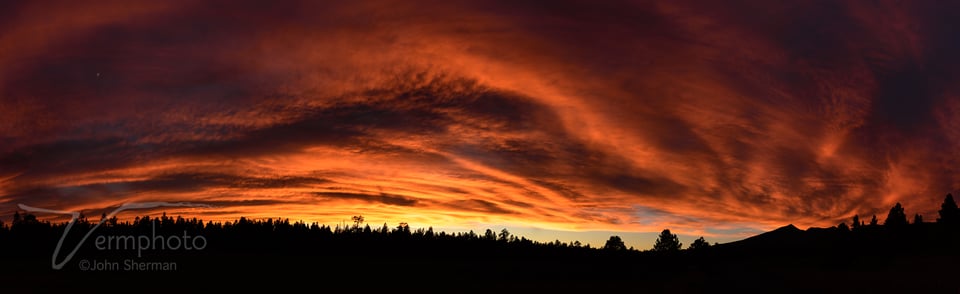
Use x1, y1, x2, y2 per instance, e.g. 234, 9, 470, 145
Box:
498, 228, 511, 242
938, 193, 959, 225
689, 236, 711, 250
884, 202, 908, 227
603, 236, 627, 251
837, 222, 850, 232
653, 229, 682, 252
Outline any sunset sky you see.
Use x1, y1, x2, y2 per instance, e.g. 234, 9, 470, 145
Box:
2, 0, 959, 247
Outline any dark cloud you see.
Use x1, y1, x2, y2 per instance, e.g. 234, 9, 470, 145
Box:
1, 173, 329, 208
0, 138, 141, 179
599, 173, 689, 198
445, 199, 515, 215
312, 192, 419, 207
194, 199, 295, 207
133, 173, 330, 190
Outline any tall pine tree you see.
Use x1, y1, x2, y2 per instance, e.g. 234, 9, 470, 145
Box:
653, 229, 682, 252
884, 202, 908, 227
938, 194, 959, 225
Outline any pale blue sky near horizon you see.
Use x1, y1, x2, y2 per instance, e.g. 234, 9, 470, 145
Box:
422, 224, 765, 250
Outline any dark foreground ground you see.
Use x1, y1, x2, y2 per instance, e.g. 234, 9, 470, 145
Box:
1, 222, 958, 293
2, 247, 956, 293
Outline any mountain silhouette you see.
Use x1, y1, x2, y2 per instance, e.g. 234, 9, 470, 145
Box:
714, 224, 808, 253
740, 224, 802, 243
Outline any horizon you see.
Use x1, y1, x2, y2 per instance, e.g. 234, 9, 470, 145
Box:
5, 195, 946, 249
3, 1, 960, 247
2, 209, 755, 248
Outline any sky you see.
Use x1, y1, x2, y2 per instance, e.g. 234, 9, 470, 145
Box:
1, 0, 959, 248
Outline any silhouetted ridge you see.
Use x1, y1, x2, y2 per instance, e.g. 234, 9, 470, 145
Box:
772, 224, 800, 234
726, 224, 802, 248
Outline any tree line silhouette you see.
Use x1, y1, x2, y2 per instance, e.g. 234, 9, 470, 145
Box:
0, 193, 957, 257
839, 193, 959, 230
0, 194, 958, 292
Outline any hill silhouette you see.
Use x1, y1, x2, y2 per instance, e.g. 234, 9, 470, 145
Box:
732, 224, 802, 246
